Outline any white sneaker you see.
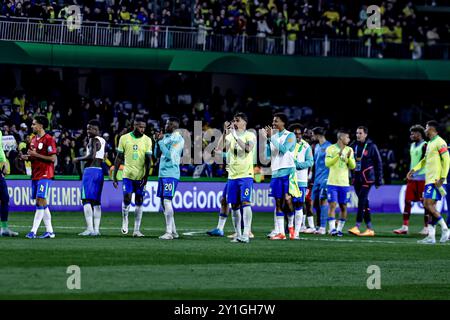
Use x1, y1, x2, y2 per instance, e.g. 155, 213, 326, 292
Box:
299, 226, 307, 233
90, 231, 101, 236
419, 227, 429, 235
237, 236, 249, 243
230, 237, 239, 243
121, 216, 129, 234
0, 228, 19, 237
172, 232, 179, 239
227, 232, 237, 239
133, 231, 145, 237
159, 232, 173, 240
304, 227, 315, 234
78, 230, 94, 236
314, 227, 326, 235
440, 229, 449, 243
417, 236, 436, 244
266, 230, 277, 238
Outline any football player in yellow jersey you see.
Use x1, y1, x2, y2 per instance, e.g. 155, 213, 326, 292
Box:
220, 113, 256, 243
113, 117, 152, 237
325, 129, 356, 237
408, 121, 449, 244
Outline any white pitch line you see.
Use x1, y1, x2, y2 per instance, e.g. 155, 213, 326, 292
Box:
182, 231, 209, 236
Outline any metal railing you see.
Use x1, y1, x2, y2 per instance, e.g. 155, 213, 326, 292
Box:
1, 16, 450, 59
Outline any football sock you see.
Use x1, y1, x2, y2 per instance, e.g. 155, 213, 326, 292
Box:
276, 212, 285, 235
328, 217, 336, 231
232, 209, 242, 237
307, 216, 315, 229
424, 212, 430, 226
163, 199, 174, 234
83, 203, 94, 232
93, 205, 101, 233
287, 212, 295, 228
428, 224, 436, 239
171, 210, 177, 234
43, 206, 53, 233
0, 197, 9, 225
217, 208, 228, 231
320, 204, 328, 228
134, 205, 143, 232
337, 218, 346, 232
437, 216, 448, 231
302, 214, 306, 228
31, 206, 45, 233
122, 202, 130, 219
273, 208, 277, 232
294, 208, 304, 235
402, 213, 410, 226
242, 205, 252, 237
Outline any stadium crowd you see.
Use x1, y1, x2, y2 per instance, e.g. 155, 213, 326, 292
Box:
1, 0, 450, 57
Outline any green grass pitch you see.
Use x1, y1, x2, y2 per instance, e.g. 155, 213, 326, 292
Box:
1, 211, 450, 300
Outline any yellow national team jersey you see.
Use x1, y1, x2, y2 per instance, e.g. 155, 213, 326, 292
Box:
117, 132, 152, 180
325, 144, 356, 186
413, 135, 449, 185
225, 131, 256, 180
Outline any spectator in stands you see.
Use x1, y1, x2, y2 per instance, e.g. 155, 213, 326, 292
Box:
286, 18, 299, 55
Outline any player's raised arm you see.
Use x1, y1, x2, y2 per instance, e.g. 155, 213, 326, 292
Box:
347, 149, 356, 170
325, 146, 339, 168
295, 145, 314, 170
270, 132, 295, 155
216, 121, 231, 153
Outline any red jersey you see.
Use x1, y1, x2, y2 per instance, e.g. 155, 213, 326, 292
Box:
30, 133, 57, 180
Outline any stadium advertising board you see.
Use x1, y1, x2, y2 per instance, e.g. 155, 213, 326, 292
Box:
5, 180, 447, 213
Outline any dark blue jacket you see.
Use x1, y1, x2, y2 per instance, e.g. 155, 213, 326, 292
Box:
350, 139, 383, 186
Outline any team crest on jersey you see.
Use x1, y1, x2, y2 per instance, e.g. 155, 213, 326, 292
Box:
133, 145, 138, 150
38, 142, 43, 150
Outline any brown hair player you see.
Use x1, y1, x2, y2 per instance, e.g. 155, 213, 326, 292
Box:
393, 125, 430, 235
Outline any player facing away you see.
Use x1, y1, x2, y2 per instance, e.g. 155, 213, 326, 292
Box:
394, 125, 430, 235
113, 117, 152, 237
221, 113, 256, 243
311, 127, 331, 235
154, 117, 184, 240
0, 129, 18, 237
290, 123, 314, 239
264, 113, 301, 240
73, 120, 106, 236
22, 116, 57, 239
325, 130, 356, 237
348, 126, 383, 237
408, 121, 449, 244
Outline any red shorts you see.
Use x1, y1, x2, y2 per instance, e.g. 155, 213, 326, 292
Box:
305, 186, 312, 203
405, 180, 425, 202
